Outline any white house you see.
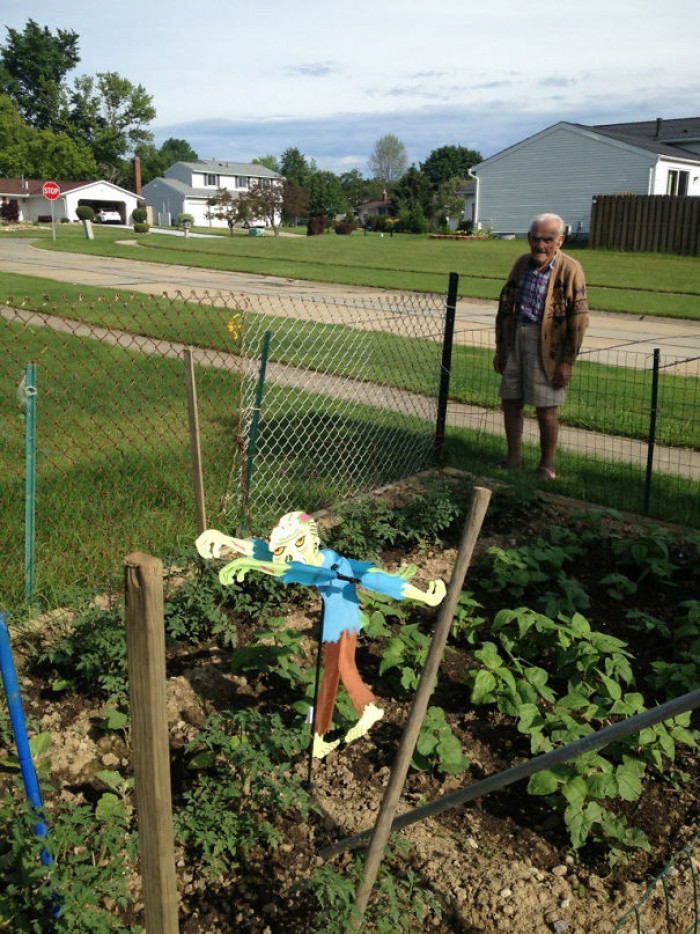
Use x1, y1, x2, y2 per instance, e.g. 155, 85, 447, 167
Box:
142, 160, 284, 228
470, 117, 700, 236
0, 178, 143, 224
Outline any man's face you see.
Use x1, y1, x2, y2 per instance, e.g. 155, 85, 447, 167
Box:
528, 221, 564, 270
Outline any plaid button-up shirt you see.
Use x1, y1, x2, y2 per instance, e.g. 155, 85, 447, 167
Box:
516, 256, 556, 323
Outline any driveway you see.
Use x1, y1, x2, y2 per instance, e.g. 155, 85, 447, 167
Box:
0, 237, 699, 366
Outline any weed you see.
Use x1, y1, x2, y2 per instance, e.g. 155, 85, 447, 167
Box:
175, 709, 317, 882
298, 836, 443, 932
29, 606, 129, 708
0, 775, 139, 933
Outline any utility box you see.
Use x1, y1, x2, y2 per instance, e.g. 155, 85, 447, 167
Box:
248, 227, 265, 237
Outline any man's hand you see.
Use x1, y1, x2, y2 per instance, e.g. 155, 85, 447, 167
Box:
552, 362, 572, 389
493, 353, 505, 375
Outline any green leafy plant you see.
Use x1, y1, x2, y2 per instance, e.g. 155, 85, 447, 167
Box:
164, 564, 236, 646
412, 706, 470, 775
379, 623, 432, 694
298, 836, 443, 933
0, 775, 139, 933
175, 709, 317, 882
29, 606, 129, 708
229, 614, 309, 688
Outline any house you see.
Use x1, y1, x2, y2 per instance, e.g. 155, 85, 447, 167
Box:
470, 117, 700, 235
0, 178, 143, 224
354, 190, 394, 226
142, 160, 284, 228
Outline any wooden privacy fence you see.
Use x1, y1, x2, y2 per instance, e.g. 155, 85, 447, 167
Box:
589, 194, 700, 255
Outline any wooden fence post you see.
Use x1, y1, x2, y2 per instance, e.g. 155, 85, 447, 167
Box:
184, 348, 207, 535
124, 552, 179, 934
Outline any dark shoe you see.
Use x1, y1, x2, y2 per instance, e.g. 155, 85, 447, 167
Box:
534, 466, 556, 480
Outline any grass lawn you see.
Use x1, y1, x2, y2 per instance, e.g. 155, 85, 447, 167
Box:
8, 223, 700, 319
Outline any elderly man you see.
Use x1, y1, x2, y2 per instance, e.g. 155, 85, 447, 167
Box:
493, 213, 589, 480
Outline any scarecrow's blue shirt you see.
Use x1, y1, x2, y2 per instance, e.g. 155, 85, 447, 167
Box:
317, 549, 404, 643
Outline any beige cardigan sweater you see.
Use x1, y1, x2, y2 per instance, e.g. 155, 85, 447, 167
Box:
495, 251, 589, 382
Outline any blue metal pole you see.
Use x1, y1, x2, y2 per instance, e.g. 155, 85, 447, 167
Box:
24, 363, 37, 603
0, 612, 52, 866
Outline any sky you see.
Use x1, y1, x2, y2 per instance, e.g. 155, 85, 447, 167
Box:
3, 0, 699, 174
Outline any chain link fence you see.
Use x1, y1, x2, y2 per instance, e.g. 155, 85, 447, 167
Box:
2, 280, 699, 611
0, 288, 446, 612
446, 323, 700, 526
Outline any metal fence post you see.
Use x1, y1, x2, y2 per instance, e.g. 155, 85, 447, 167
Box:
23, 363, 37, 603
643, 348, 660, 515
434, 272, 458, 462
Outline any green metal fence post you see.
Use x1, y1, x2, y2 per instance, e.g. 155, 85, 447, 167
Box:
243, 331, 271, 522
24, 363, 37, 603
434, 272, 458, 463
643, 348, 660, 515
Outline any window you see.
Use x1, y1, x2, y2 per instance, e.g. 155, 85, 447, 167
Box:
666, 169, 689, 195
259, 178, 272, 188
236, 176, 249, 188
204, 174, 219, 186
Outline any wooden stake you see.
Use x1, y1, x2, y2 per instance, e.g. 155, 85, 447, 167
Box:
184, 348, 207, 534
346, 486, 492, 932
124, 552, 179, 934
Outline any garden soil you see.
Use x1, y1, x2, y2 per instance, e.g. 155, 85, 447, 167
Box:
9, 478, 700, 933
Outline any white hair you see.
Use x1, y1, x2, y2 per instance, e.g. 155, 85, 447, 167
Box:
530, 213, 566, 236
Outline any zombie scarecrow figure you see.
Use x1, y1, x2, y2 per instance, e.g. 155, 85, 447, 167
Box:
196, 512, 446, 759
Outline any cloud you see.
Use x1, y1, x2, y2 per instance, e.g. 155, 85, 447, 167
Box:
539, 75, 578, 88
154, 83, 700, 176
284, 62, 338, 77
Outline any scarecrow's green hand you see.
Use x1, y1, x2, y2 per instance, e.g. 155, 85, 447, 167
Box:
219, 557, 286, 586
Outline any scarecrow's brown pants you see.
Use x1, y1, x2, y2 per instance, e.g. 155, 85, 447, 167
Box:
315, 630, 377, 736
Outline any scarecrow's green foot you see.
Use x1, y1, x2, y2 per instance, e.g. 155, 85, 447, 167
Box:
345, 703, 384, 745
312, 733, 340, 759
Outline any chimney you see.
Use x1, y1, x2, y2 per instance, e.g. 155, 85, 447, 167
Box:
655, 117, 663, 138
133, 157, 142, 196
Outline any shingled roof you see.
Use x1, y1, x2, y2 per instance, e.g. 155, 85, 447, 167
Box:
588, 117, 700, 160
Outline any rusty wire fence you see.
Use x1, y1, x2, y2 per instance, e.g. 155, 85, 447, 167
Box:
446, 324, 700, 527
0, 288, 446, 612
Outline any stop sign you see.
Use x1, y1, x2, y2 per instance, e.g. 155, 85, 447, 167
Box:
42, 181, 61, 201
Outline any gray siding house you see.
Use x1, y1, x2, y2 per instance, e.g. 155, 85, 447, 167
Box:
471, 117, 700, 236
142, 159, 283, 228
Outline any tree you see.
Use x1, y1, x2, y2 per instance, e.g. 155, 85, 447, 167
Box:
339, 169, 384, 207
0, 19, 79, 130
282, 181, 309, 225
22, 128, 97, 180
392, 165, 432, 217
368, 134, 407, 183
0, 92, 96, 179
206, 180, 285, 235
419, 145, 482, 192
135, 137, 198, 185
252, 154, 280, 172
205, 188, 241, 234
279, 147, 313, 189
70, 72, 156, 174
433, 176, 469, 227
307, 171, 349, 219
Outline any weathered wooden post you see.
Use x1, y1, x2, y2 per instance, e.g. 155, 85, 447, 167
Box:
347, 486, 492, 932
184, 348, 207, 535
124, 552, 179, 934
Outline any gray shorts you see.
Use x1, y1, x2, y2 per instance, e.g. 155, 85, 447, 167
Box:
499, 321, 566, 408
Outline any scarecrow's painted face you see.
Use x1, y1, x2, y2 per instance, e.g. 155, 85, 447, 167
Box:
269, 512, 321, 565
